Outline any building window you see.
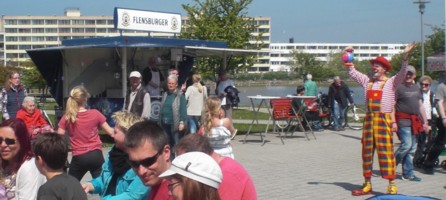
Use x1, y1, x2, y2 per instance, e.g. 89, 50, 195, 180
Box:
6, 45, 18, 50
32, 36, 45, 41
19, 53, 29, 59
46, 36, 58, 41
97, 28, 106, 33
72, 28, 84, 33
45, 28, 57, 33
259, 20, 269, 25
59, 36, 71, 40
19, 36, 31, 42
85, 20, 96, 25
6, 53, 18, 59
59, 28, 71, 33
107, 20, 114, 25
33, 45, 45, 49
108, 28, 117, 33
371, 46, 379, 50
32, 28, 45, 33
5, 28, 18, 34
96, 20, 107, 25
19, 45, 31, 50
5, 20, 17, 25
45, 19, 57, 25
32, 20, 44, 25
359, 46, 369, 50
18, 20, 31, 25
258, 28, 269, 33
85, 28, 96, 33
72, 20, 85, 25
18, 28, 31, 33
58, 20, 70, 25
5, 36, 18, 41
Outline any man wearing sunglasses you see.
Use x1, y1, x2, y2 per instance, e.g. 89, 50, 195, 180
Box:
344, 44, 415, 195
125, 120, 172, 200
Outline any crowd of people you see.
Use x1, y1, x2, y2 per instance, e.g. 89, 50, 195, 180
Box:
0, 56, 252, 199
0, 49, 445, 199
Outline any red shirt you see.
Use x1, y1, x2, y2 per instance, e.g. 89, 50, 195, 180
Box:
219, 157, 257, 200
58, 109, 106, 156
148, 180, 172, 200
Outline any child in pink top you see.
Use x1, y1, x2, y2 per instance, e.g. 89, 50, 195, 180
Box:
57, 85, 113, 181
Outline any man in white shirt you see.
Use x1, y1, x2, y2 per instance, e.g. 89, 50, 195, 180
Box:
124, 71, 151, 119
216, 70, 235, 119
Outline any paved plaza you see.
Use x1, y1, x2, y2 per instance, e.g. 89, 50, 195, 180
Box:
83, 127, 445, 200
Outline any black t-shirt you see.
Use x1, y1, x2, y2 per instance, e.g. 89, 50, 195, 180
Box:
37, 173, 87, 200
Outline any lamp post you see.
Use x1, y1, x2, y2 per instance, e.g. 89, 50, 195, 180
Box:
414, 0, 430, 76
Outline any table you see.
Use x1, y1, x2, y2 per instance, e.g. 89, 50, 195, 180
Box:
286, 95, 317, 140
244, 95, 280, 145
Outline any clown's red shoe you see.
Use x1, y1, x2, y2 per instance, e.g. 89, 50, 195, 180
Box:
352, 183, 372, 196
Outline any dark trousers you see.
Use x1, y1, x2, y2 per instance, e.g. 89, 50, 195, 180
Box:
69, 149, 104, 181
423, 118, 446, 168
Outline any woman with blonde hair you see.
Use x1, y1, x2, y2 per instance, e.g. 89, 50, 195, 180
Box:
185, 73, 207, 134
57, 85, 114, 181
204, 97, 236, 159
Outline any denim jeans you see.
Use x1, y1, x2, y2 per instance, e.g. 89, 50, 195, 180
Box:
331, 101, 346, 129
162, 123, 179, 149
187, 115, 200, 134
394, 126, 418, 177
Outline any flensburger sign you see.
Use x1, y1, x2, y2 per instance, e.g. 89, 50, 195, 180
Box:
114, 7, 181, 34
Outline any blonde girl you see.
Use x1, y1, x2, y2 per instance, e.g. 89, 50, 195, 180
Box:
57, 85, 113, 180
204, 97, 236, 158
185, 73, 208, 134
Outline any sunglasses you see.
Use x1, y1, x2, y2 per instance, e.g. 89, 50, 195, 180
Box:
128, 148, 163, 168
421, 83, 430, 87
167, 182, 181, 191
0, 137, 16, 145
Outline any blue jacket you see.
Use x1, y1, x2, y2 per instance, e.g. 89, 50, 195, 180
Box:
90, 147, 150, 200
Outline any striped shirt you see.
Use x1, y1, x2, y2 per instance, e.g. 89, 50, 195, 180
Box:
347, 61, 408, 113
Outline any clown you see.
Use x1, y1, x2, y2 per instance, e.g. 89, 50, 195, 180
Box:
344, 44, 414, 195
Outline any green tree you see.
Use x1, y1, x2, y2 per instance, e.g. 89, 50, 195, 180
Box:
425, 25, 445, 55
181, 0, 259, 81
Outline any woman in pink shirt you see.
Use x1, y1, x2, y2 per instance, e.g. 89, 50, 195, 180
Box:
57, 85, 114, 181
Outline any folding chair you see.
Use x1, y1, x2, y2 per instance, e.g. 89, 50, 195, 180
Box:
270, 98, 295, 144
289, 98, 317, 140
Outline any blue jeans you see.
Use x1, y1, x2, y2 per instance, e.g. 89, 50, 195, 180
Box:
331, 101, 346, 129
161, 123, 180, 149
187, 115, 200, 134
394, 126, 417, 177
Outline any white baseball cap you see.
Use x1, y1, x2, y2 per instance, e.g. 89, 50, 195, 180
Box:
159, 152, 222, 189
129, 71, 141, 78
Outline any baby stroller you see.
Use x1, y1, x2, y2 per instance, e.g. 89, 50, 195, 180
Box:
413, 123, 441, 168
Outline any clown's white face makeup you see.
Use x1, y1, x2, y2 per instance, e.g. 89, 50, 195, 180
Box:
371, 63, 386, 79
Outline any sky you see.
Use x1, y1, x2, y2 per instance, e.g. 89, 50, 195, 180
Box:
1, 0, 444, 43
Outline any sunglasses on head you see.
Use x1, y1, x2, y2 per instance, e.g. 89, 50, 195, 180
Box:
0, 137, 16, 145
128, 148, 163, 168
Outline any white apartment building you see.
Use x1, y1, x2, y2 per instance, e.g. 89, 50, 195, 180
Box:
269, 42, 407, 72
0, 32, 4, 63
0, 8, 271, 71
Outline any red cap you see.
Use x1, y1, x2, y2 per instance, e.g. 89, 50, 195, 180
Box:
370, 56, 391, 71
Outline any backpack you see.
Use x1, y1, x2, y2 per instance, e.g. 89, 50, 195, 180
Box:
224, 86, 240, 107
